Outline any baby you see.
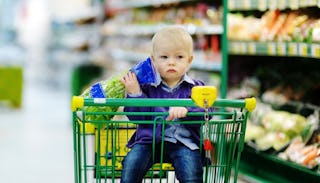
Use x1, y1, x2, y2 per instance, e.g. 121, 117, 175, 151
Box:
120, 26, 207, 183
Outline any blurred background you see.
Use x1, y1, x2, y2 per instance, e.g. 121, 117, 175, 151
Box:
0, 0, 223, 182
0, 0, 319, 182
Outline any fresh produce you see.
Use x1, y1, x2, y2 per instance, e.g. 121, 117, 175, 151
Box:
278, 137, 320, 169
245, 102, 310, 151
81, 74, 126, 122
80, 57, 156, 122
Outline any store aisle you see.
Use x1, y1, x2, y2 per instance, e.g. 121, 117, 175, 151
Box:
0, 81, 74, 183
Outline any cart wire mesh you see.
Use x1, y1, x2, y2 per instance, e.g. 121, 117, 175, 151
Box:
72, 97, 256, 183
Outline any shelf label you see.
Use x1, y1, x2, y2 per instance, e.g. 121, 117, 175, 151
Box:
298, 43, 308, 57
258, 0, 267, 10
248, 42, 256, 54
300, 0, 308, 7
269, 0, 278, 9
229, 42, 236, 53
289, 0, 299, 9
311, 44, 320, 58
309, 0, 317, 6
278, 0, 286, 9
277, 42, 286, 56
267, 42, 276, 55
230, 42, 240, 54
243, 0, 251, 9
288, 43, 298, 56
228, 0, 236, 10
240, 42, 247, 54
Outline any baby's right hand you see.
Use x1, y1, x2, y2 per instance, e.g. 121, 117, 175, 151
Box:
120, 72, 141, 95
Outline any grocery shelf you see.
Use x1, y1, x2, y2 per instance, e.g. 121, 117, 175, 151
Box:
228, 0, 320, 11
229, 41, 320, 59
240, 146, 320, 183
107, 0, 193, 10
101, 24, 223, 36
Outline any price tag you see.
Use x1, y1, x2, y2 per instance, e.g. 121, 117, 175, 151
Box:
230, 42, 236, 54
309, 0, 317, 6
277, 42, 286, 56
311, 44, 320, 58
267, 42, 276, 55
298, 43, 308, 57
300, 0, 308, 7
243, 0, 251, 9
258, 0, 267, 11
269, 0, 277, 9
289, 0, 299, 9
248, 42, 256, 54
94, 98, 106, 104
288, 43, 298, 56
231, 42, 239, 54
278, 0, 286, 9
240, 42, 247, 54
228, 0, 236, 10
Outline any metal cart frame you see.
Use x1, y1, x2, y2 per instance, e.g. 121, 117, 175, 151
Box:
71, 94, 256, 183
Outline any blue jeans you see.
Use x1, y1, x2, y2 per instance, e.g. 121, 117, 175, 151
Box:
121, 142, 203, 183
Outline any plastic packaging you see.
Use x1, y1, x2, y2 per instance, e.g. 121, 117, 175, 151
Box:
130, 57, 156, 84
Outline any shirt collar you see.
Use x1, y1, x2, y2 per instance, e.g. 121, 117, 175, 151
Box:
151, 71, 195, 88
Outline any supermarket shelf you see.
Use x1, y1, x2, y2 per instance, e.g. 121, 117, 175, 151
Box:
228, 0, 320, 11
110, 48, 222, 72
101, 24, 223, 36
229, 41, 320, 59
240, 146, 320, 183
107, 0, 193, 10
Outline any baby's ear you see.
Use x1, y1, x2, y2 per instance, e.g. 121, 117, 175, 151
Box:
188, 55, 194, 63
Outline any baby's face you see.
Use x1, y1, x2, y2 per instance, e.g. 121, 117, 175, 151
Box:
152, 41, 193, 87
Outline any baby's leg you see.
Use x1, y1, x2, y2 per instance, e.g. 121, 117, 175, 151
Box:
120, 144, 153, 183
167, 142, 203, 183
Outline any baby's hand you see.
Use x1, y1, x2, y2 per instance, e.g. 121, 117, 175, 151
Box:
121, 72, 141, 95
166, 107, 188, 121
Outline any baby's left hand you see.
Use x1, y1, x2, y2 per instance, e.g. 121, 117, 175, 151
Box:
166, 107, 188, 121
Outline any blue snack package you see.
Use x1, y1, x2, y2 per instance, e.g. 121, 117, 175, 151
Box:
90, 82, 106, 98
130, 57, 156, 84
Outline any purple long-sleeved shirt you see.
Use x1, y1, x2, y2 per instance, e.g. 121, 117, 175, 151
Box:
124, 74, 209, 149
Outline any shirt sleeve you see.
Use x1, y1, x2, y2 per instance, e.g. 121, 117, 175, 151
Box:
124, 90, 152, 121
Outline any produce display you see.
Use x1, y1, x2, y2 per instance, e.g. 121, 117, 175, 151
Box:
245, 101, 320, 168
278, 135, 320, 169
105, 3, 221, 26
228, 10, 320, 42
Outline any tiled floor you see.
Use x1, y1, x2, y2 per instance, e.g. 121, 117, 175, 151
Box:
0, 80, 74, 183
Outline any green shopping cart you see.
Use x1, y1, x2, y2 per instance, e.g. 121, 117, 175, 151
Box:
71, 86, 256, 183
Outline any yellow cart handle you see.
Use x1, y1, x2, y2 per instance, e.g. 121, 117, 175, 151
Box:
245, 97, 256, 112
71, 96, 84, 112
191, 86, 217, 108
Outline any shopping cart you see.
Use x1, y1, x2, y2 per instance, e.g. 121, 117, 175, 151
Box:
71, 86, 256, 183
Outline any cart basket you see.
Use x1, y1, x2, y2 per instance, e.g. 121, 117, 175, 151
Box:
71, 87, 256, 183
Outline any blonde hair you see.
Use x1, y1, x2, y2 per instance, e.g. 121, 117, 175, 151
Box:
151, 26, 193, 55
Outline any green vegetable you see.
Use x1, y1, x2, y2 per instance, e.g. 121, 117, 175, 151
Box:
81, 74, 125, 122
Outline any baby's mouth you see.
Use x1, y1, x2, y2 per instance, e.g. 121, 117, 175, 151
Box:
167, 69, 176, 73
